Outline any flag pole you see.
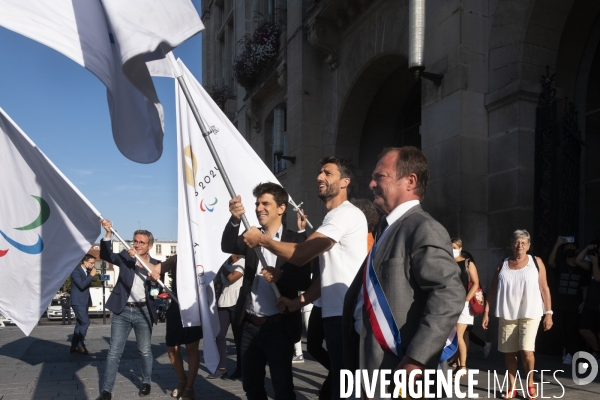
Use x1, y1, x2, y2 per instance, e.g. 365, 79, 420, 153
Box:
105, 223, 179, 304
287, 198, 313, 230
168, 55, 282, 299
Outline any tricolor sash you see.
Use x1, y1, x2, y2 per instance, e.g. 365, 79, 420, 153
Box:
363, 232, 459, 363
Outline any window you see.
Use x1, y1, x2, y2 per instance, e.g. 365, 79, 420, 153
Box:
155, 244, 162, 255
171, 246, 177, 254
273, 131, 287, 173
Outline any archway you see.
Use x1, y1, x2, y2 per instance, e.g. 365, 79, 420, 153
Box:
335, 53, 419, 199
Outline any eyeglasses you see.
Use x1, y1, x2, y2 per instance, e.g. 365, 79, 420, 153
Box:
133, 240, 147, 245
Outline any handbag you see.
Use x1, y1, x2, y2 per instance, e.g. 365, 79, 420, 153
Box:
468, 281, 485, 315
465, 259, 485, 315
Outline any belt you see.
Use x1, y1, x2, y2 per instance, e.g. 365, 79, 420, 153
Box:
245, 313, 284, 326
125, 302, 146, 308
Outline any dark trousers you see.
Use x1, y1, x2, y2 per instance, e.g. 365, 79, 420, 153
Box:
217, 306, 242, 372
62, 307, 72, 324
71, 305, 90, 349
323, 316, 344, 400
307, 306, 332, 399
555, 309, 581, 356
241, 319, 295, 400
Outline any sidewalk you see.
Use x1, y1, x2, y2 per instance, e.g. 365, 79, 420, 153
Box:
0, 322, 599, 399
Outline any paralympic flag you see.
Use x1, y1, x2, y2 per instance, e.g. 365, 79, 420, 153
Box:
0, 108, 100, 336
0, 0, 204, 163
175, 60, 283, 372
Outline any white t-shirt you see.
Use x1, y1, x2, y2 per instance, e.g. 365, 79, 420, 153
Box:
218, 258, 245, 308
316, 201, 368, 317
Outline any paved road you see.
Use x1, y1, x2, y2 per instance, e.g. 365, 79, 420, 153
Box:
0, 322, 599, 399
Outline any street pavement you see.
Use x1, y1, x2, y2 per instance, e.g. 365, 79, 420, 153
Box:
0, 319, 599, 399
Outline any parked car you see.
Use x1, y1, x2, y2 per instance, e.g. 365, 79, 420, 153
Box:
46, 298, 75, 321
88, 287, 111, 318
0, 312, 14, 326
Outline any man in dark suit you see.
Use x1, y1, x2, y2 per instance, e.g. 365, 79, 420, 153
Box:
222, 183, 311, 400
69, 254, 97, 354
342, 147, 465, 398
98, 220, 161, 400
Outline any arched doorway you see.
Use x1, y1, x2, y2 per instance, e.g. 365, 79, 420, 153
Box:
335, 53, 420, 199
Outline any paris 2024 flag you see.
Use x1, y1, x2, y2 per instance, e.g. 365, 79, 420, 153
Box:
175, 60, 284, 373
0, 108, 100, 335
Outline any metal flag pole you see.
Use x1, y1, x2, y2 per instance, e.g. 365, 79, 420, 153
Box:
287, 198, 313, 229
168, 55, 282, 298
105, 223, 179, 304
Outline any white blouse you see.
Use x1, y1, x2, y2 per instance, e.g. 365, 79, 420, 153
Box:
495, 255, 544, 320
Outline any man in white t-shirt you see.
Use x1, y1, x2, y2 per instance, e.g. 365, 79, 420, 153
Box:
242, 156, 368, 400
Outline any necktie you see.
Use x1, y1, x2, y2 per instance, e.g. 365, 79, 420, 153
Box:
374, 218, 389, 243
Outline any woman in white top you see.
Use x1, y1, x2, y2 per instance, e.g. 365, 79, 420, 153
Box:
483, 230, 553, 399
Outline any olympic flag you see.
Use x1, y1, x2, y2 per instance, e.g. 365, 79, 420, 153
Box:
0, 0, 204, 163
175, 60, 284, 372
0, 107, 100, 336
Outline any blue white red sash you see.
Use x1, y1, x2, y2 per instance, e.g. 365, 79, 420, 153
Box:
363, 248, 403, 356
363, 239, 459, 363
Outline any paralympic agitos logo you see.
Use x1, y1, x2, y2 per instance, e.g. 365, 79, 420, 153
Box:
0, 195, 50, 257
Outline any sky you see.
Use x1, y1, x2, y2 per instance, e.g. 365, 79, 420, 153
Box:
0, 1, 202, 242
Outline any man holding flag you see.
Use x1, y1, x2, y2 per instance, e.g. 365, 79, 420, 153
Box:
99, 219, 161, 400
222, 183, 311, 400
242, 157, 368, 400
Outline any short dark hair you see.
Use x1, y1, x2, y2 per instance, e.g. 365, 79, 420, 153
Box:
320, 156, 355, 194
80, 253, 96, 265
134, 230, 154, 246
379, 146, 429, 199
252, 182, 289, 208
350, 198, 380, 233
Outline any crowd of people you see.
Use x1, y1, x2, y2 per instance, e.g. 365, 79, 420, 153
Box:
61, 145, 599, 400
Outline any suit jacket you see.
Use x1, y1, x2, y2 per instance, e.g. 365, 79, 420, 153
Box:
70, 266, 93, 308
100, 240, 159, 324
342, 204, 464, 374
221, 218, 312, 343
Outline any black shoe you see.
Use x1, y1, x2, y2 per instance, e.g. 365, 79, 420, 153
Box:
61, 322, 66, 325
100, 390, 112, 400
228, 369, 242, 380
139, 383, 151, 397
68, 322, 71, 325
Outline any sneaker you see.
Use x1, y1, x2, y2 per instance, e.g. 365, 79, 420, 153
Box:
563, 353, 573, 365
482, 342, 492, 359
207, 369, 227, 379
292, 354, 304, 363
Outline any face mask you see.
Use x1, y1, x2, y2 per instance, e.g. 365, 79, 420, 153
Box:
564, 249, 577, 258
453, 249, 461, 258
150, 288, 159, 296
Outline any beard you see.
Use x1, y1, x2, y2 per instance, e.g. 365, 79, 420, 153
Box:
318, 182, 340, 201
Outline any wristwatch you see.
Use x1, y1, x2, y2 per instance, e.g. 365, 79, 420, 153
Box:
544, 310, 553, 315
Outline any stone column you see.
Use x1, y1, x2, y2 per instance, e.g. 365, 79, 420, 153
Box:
420, 0, 490, 283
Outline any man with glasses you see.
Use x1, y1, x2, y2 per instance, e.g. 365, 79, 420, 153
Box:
69, 254, 97, 354
98, 219, 161, 400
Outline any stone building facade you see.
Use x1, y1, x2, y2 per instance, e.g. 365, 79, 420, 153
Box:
201, 0, 600, 289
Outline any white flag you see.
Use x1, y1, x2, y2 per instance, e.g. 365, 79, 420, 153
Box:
175, 60, 284, 373
0, 108, 101, 336
0, 0, 203, 163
